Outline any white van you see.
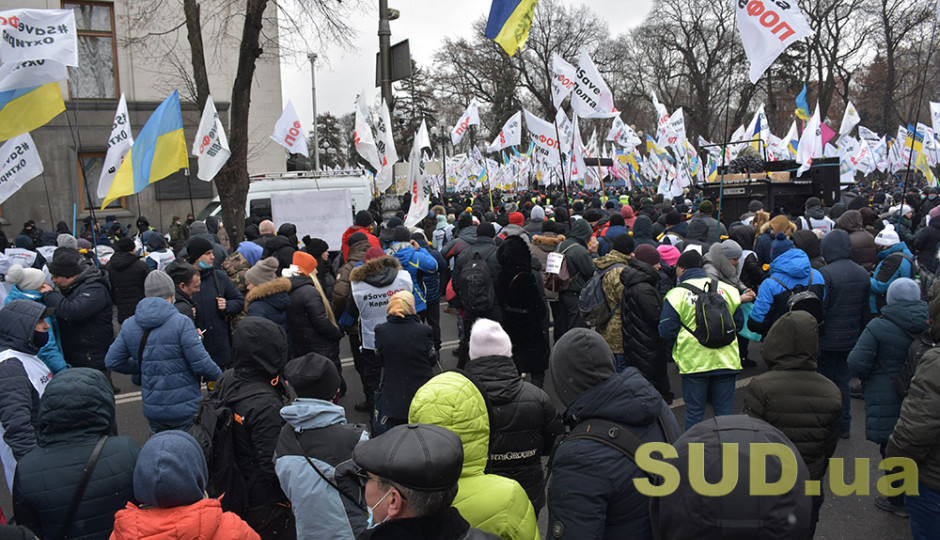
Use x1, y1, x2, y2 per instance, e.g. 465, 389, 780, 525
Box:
196, 171, 376, 221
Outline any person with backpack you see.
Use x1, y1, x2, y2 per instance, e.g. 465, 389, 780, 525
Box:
286, 251, 342, 388
105, 237, 151, 324
111, 430, 260, 540
105, 271, 221, 433
453, 222, 502, 369
548, 328, 680, 540
746, 235, 825, 338
412, 231, 447, 354
216, 317, 295, 538
551, 218, 597, 343
818, 229, 871, 439
385, 226, 438, 316
659, 250, 744, 430
742, 311, 842, 535
869, 226, 915, 314
595, 213, 628, 256
587, 234, 633, 369
275, 353, 368, 540
798, 197, 835, 235
186, 237, 245, 370
849, 278, 928, 518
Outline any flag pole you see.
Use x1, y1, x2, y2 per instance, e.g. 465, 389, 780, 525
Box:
551, 104, 573, 229
901, 18, 938, 203
185, 168, 196, 218
40, 172, 55, 226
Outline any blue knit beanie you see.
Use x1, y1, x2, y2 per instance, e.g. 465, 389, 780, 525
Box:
887, 278, 921, 304
770, 232, 794, 261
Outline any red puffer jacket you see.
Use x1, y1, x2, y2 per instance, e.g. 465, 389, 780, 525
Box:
110, 498, 259, 540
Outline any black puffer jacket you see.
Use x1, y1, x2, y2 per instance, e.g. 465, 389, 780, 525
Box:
288, 275, 342, 360
819, 230, 870, 351
0, 301, 48, 466
104, 251, 151, 322
620, 260, 666, 391
13, 368, 139, 540
374, 314, 435, 420
913, 217, 940, 272
193, 267, 245, 369
218, 317, 292, 509
262, 234, 297, 274
41, 265, 114, 370
464, 355, 560, 512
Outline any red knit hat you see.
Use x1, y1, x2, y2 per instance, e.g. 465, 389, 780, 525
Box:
509, 212, 524, 226
364, 246, 386, 261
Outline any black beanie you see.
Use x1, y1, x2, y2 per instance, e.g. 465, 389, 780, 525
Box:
284, 353, 341, 400
665, 211, 682, 226
114, 237, 136, 253
458, 213, 473, 229
347, 232, 368, 247
612, 234, 635, 255
608, 214, 625, 227
676, 249, 702, 269
477, 222, 495, 238
392, 226, 411, 242
185, 237, 213, 264
355, 210, 374, 227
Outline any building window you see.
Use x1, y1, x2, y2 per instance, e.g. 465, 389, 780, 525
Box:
77, 152, 125, 210
63, 2, 118, 99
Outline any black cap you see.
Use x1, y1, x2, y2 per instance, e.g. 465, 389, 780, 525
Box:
355, 210, 375, 227
677, 249, 703, 270
347, 232, 368, 247
284, 353, 341, 400
583, 208, 603, 223
352, 423, 463, 491
114, 237, 136, 253
477, 222, 495, 238
48, 247, 85, 277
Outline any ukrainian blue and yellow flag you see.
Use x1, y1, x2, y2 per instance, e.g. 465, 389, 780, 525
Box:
0, 83, 65, 142
103, 90, 188, 208
485, 0, 539, 56
795, 84, 811, 121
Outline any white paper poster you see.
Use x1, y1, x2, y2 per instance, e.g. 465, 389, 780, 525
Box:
271, 189, 352, 250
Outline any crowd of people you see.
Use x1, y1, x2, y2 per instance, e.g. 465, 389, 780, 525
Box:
0, 180, 939, 539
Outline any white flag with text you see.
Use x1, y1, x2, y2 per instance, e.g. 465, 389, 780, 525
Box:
375, 101, 398, 192
487, 111, 521, 152
353, 93, 381, 170
192, 96, 230, 181
735, 0, 813, 83
571, 50, 618, 119
97, 93, 133, 199
404, 120, 431, 228
0, 9, 78, 66
551, 53, 577, 108
839, 101, 861, 136
0, 58, 68, 92
797, 103, 823, 176
450, 100, 479, 145
0, 133, 43, 204
271, 100, 309, 157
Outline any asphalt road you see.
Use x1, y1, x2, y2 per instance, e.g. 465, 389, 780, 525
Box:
0, 309, 915, 539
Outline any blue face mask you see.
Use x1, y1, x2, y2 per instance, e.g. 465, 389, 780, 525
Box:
930, 195, 937, 201
197, 261, 212, 270
366, 488, 392, 529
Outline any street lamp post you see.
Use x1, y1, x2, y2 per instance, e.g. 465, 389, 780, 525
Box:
378, 0, 392, 109
308, 52, 319, 171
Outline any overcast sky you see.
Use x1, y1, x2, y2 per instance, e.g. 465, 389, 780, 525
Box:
279, 0, 653, 129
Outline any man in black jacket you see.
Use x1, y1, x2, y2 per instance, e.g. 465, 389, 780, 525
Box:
287, 250, 343, 390
186, 237, 244, 369
104, 237, 151, 323
453, 222, 502, 368
218, 317, 294, 539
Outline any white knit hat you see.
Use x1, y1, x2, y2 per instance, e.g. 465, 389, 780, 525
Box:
469, 318, 513, 360
6, 264, 45, 291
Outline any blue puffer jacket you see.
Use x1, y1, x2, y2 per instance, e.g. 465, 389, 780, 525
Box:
5, 286, 68, 374
848, 300, 929, 444
548, 367, 678, 540
413, 236, 446, 305
819, 230, 870, 352
386, 242, 438, 312
105, 297, 221, 423
748, 249, 825, 337
245, 277, 292, 338
869, 242, 914, 314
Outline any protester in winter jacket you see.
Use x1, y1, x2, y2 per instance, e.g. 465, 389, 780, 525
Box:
349, 249, 412, 412
464, 319, 561, 514
0, 301, 54, 492
592, 235, 633, 364
222, 250, 252, 294
912, 214, 940, 273
167, 260, 200, 322
13, 368, 139, 540
287, 251, 342, 375
799, 197, 835, 234
111, 430, 259, 540
41, 247, 114, 373
818, 230, 870, 437
531, 222, 565, 303
177, 221, 227, 268
548, 329, 679, 540
553, 218, 596, 341
620, 204, 638, 230
792, 229, 825, 270
754, 214, 796, 265
886, 346, 940, 539
4, 266, 67, 374
409, 371, 539, 540
412, 232, 447, 351
217, 317, 295, 538
453, 223, 503, 366
747, 246, 825, 338
685, 200, 727, 250
495, 235, 550, 385
849, 278, 928, 517
244, 257, 292, 336
869, 227, 914, 314
340, 211, 381, 261
631, 214, 659, 248
186, 237, 245, 369
106, 271, 221, 433
835, 209, 878, 271
332, 234, 370, 315
275, 354, 368, 540
742, 311, 842, 534
385, 227, 438, 314
596, 214, 629, 256
524, 205, 546, 236
262, 225, 298, 274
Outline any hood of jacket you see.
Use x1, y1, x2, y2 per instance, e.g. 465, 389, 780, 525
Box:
464, 355, 522, 404
231, 316, 289, 379
133, 431, 208, 508
877, 242, 911, 260
703, 243, 738, 283
108, 251, 142, 271
280, 398, 348, 430
408, 371, 489, 477
820, 229, 852, 263
0, 298, 45, 355
792, 229, 821, 259
769, 248, 812, 279
620, 258, 659, 288
594, 250, 631, 270
565, 367, 662, 427
632, 215, 654, 240
38, 367, 115, 445
112, 499, 234, 539
458, 226, 478, 243
499, 224, 529, 242
881, 300, 930, 335
349, 255, 403, 287
387, 242, 416, 264
246, 277, 292, 310
347, 239, 371, 264
134, 297, 181, 330
762, 311, 819, 370
532, 233, 564, 253
266, 234, 294, 252
568, 218, 593, 245
64, 264, 110, 294
805, 205, 827, 220
835, 210, 864, 233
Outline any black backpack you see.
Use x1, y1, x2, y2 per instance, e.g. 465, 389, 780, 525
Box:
578, 263, 625, 326
678, 278, 738, 349
770, 273, 824, 325
188, 385, 249, 514
459, 246, 497, 313
890, 329, 938, 398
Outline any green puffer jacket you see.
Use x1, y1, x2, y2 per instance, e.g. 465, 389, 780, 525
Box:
742, 311, 842, 480
593, 251, 631, 354
886, 347, 940, 492
409, 372, 540, 540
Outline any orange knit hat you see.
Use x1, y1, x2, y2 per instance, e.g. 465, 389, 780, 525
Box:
292, 251, 318, 276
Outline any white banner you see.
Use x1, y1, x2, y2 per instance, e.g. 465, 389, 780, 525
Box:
374, 101, 398, 192
735, 0, 813, 83
353, 92, 380, 170
0, 58, 67, 92
404, 120, 431, 228
525, 109, 562, 165
839, 101, 861, 136
271, 100, 309, 157
0, 133, 43, 204
571, 49, 618, 119
0, 9, 78, 66
608, 116, 641, 148
555, 109, 573, 153
569, 116, 585, 183
858, 125, 880, 144
96, 94, 133, 198
797, 103, 822, 176
551, 53, 577, 108
271, 188, 352, 250
192, 96, 230, 181
450, 100, 479, 145
664, 107, 687, 147
486, 111, 521, 152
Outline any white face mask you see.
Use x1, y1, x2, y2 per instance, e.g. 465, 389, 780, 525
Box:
366, 488, 392, 529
